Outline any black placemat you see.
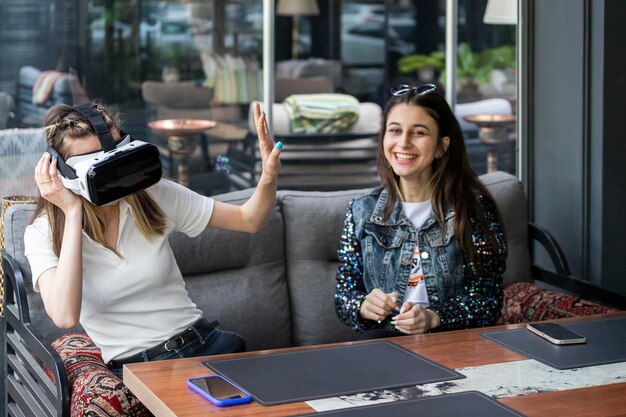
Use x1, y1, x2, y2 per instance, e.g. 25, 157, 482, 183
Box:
481, 317, 626, 369
297, 391, 525, 417
202, 341, 465, 406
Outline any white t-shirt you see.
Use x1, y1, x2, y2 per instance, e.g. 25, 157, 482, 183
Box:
24, 179, 214, 363
401, 200, 432, 308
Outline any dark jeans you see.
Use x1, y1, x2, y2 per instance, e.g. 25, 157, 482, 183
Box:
108, 318, 246, 379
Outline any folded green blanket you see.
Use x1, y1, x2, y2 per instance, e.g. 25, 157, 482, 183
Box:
284, 93, 360, 134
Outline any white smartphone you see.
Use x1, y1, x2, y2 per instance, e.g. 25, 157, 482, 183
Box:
526, 322, 587, 345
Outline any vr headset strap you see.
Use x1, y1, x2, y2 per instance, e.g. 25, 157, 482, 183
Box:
48, 146, 78, 180
72, 105, 116, 152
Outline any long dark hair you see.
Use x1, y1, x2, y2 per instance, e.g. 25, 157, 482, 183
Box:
376, 87, 503, 261
32, 102, 166, 257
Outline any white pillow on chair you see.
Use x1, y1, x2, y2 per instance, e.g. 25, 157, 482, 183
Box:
248, 101, 381, 136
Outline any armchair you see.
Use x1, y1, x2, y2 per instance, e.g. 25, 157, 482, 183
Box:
231, 99, 382, 191
15, 66, 74, 128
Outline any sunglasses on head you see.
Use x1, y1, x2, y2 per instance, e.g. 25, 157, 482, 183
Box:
390, 83, 437, 97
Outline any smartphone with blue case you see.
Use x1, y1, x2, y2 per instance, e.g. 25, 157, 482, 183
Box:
187, 375, 253, 407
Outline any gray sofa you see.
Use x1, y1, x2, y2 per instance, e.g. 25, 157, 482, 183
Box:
2, 171, 623, 417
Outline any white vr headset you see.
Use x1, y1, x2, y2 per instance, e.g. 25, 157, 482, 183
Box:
50, 105, 162, 206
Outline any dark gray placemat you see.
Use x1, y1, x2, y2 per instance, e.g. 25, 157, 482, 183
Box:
481, 317, 626, 369
297, 391, 525, 417
202, 341, 465, 406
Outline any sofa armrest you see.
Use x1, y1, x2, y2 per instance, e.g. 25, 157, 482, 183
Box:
532, 269, 626, 310
528, 223, 626, 309
528, 222, 571, 276
51, 334, 149, 417
498, 220, 625, 324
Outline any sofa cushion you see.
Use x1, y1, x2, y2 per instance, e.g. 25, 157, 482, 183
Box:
169, 188, 291, 351
279, 188, 371, 346
481, 171, 533, 286
499, 282, 617, 324
51, 333, 150, 417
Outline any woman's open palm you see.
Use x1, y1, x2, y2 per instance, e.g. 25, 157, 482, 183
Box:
253, 102, 281, 180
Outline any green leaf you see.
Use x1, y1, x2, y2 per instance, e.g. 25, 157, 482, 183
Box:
397, 52, 445, 74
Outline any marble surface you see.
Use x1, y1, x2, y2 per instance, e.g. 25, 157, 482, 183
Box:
307, 359, 626, 412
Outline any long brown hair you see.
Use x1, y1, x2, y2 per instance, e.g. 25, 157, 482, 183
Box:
32, 102, 166, 257
376, 87, 503, 261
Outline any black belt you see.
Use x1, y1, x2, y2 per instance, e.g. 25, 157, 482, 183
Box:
108, 318, 218, 369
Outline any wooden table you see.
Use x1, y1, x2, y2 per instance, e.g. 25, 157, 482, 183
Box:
124, 313, 626, 416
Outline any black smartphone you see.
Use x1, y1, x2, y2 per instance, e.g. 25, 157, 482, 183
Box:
527, 322, 587, 345
187, 375, 252, 407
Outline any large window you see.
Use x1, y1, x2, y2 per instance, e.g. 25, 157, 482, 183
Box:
82, 1, 263, 104
339, 0, 517, 175
0, 0, 517, 196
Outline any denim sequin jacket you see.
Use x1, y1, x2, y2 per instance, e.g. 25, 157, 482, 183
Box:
334, 187, 506, 332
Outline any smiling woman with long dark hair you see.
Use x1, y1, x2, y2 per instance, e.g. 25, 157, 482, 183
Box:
335, 84, 507, 337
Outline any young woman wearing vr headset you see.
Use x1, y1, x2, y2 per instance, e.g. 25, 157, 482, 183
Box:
24, 101, 282, 378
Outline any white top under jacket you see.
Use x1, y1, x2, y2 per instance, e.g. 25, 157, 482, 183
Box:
401, 200, 432, 307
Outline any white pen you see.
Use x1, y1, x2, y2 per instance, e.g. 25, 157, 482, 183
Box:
390, 303, 406, 324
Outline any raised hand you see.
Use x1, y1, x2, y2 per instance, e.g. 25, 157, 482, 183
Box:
359, 289, 399, 322
253, 101, 282, 182
35, 152, 82, 215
